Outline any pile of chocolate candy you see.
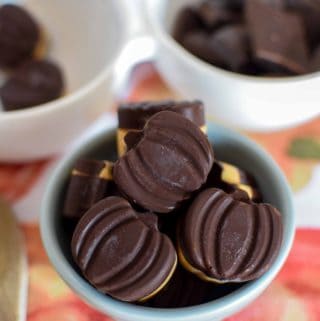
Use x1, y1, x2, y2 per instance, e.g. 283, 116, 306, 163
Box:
0, 4, 64, 111
173, 0, 320, 76
63, 100, 283, 307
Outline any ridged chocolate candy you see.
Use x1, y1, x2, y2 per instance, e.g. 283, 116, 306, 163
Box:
72, 196, 177, 302
117, 100, 206, 156
114, 111, 214, 213
178, 188, 283, 283
63, 159, 115, 219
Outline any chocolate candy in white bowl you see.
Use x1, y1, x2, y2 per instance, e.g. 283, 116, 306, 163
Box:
0, 0, 142, 162
143, 0, 320, 131
41, 122, 295, 321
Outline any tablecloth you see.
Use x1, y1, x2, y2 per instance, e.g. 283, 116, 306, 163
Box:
1, 63, 320, 321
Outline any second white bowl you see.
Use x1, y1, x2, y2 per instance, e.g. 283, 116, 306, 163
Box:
145, 0, 320, 131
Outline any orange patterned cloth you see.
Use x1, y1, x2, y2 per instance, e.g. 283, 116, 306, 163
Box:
1, 63, 320, 321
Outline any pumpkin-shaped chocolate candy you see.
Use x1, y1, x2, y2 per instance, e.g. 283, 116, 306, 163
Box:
72, 196, 177, 302
178, 188, 283, 283
114, 111, 214, 213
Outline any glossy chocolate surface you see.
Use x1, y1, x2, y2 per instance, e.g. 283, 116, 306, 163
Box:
179, 188, 283, 282
173, 0, 320, 76
114, 111, 214, 213
72, 197, 177, 302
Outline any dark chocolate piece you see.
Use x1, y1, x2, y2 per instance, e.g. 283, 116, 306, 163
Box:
118, 100, 205, 130
63, 159, 114, 219
310, 45, 320, 72
203, 0, 244, 11
124, 130, 144, 151
228, 187, 251, 202
208, 24, 249, 71
178, 188, 283, 283
287, 0, 320, 49
114, 111, 214, 213
138, 212, 159, 230
246, 0, 309, 74
145, 264, 242, 308
198, 1, 240, 29
71, 196, 177, 302
144, 264, 216, 308
1, 59, 64, 111
172, 7, 204, 42
259, 0, 287, 8
0, 4, 39, 68
181, 30, 226, 67
182, 25, 249, 71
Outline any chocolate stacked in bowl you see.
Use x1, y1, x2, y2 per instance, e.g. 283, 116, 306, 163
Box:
173, 0, 320, 76
63, 100, 283, 306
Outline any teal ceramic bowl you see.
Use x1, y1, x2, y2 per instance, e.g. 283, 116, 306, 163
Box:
40, 123, 295, 321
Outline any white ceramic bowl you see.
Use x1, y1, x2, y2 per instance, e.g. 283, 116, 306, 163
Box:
144, 0, 320, 131
0, 0, 130, 162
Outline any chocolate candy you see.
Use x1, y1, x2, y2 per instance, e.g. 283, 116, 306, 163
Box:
260, 0, 286, 8
183, 25, 249, 72
201, 0, 244, 11
182, 30, 225, 67
62, 99, 285, 308
209, 25, 249, 72
178, 188, 283, 283
145, 264, 215, 308
0, 59, 64, 111
63, 159, 114, 219
246, 0, 308, 75
198, 1, 240, 30
287, 0, 320, 49
173, 0, 320, 76
138, 212, 159, 230
114, 111, 214, 213
145, 264, 242, 308
71, 196, 177, 302
206, 161, 262, 202
173, 7, 204, 42
0, 4, 41, 68
310, 45, 320, 72
117, 100, 206, 156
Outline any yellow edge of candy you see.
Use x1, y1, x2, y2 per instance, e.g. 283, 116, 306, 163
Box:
177, 238, 225, 284
219, 161, 242, 185
138, 256, 178, 303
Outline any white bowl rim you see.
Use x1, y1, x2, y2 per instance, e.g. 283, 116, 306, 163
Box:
40, 123, 295, 321
144, 0, 320, 85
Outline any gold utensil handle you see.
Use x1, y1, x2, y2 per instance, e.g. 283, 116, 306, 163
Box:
0, 199, 27, 321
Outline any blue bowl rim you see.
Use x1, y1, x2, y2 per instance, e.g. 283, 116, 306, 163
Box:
40, 123, 295, 321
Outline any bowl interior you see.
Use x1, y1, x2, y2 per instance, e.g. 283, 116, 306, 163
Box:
154, 0, 200, 34
19, 0, 123, 93
42, 124, 294, 321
